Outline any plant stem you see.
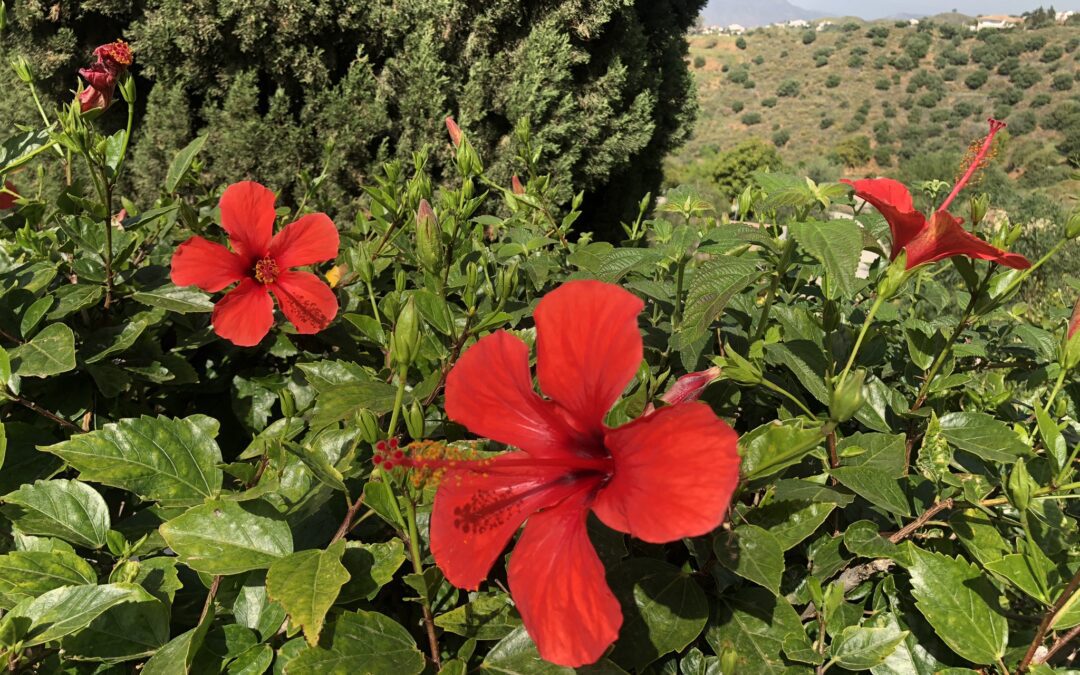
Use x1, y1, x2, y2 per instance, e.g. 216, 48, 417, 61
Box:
103, 183, 114, 309
404, 497, 441, 668
837, 293, 886, 387
3, 394, 83, 432
1040, 624, 1080, 665
1045, 368, 1068, 413
887, 498, 954, 544
386, 368, 408, 440
672, 257, 687, 330
761, 378, 816, 417
198, 576, 222, 626
330, 495, 366, 545
753, 239, 793, 341
1019, 566, 1080, 672
366, 280, 382, 324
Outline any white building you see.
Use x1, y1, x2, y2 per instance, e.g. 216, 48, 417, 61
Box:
727, 23, 746, 35
816, 20, 835, 31
976, 14, 1024, 29
787, 19, 810, 28
1058, 11, 1077, 23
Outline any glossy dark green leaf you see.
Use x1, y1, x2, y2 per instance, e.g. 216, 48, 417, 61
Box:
680, 257, 760, 343
435, 592, 521, 641
339, 539, 406, 602
159, 499, 293, 575
716, 525, 785, 595
829, 624, 908, 670
42, 415, 224, 506
285, 609, 424, 675
0, 550, 97, 609
705, 587, 810, 674
1, 479, 111, 549
938, 412, 1031, 463
9, 323, 76, 377
0, 583, 155, 648
133, 285, 215, 313
788, 219, 864, 299
165, 134, 209, 192
266, 541, 350, 646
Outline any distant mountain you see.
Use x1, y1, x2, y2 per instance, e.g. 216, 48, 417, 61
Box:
700, 0, 827, 27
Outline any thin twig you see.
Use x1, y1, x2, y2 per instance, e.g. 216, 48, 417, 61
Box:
198, 576, 222, 626
1040, 624, 1080, 665
1020, 567, 1080, 672
330, 495, 366, 545
7, 396, 83, 432
887, 498, 954, 544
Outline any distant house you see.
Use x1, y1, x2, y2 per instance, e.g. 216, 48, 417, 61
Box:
787, 19, 810, 28
1058, 10, 1077, 23
727, 23, 746, 35
907, 18, 920, 26
976, 15, 1024, 30
816, 20, 834, 32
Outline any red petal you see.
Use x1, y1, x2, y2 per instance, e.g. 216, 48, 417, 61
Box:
1070, 297, 1080, 340
219, 181, 275, 261
269, 270, 338, 334
534, 281, 644, 434
211, 278, 274, 347
430, 453, 584, 590
842, 178, 928, 257
904, 210, 1031, 270
593, 403, 739, 542
0, 182, 16, 210
507, 488, 622, 668
170, 236, 247, 292
445, 330, 590, 458
267, 213, 340, 269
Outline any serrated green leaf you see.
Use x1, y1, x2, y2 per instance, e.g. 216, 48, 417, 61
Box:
0, 550, 97, 609
165, 134, 209, 193
788, 219, 864, 299
285, 609, 424, 675
267, 541, 351, 646
680, 257, 760, 343
1, 479, 110, 549
42, 415, 223, 506
435, 593, 521, 641
9, 323, 76, 378
830, 624, 908, 670
0, 583, 154, 648
132, 285, 215, 313
159, 499, 293, 575
716, 525, 785, 595
908, 546, 1007, 664
938, 412, 1031, 463
705, 587, 810, 674
830, 466, 911, 516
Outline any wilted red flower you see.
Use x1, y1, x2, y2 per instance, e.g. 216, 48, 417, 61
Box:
511, 175, 525, 195
78, 40, 133, 113
414, 281, 739, 667
842, 119, 1029, 271
445, 116, 463, 147
170, 181, 340, 347
0, 181, 18, 210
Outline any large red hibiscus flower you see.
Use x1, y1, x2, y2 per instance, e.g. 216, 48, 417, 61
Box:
425, 281, 739, 667
842, 119, 1029, 271
170, 181, 340, 346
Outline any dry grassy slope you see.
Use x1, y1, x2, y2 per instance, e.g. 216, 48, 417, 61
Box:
667, 21, 1080, 199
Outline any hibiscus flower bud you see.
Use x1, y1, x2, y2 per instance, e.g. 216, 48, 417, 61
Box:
830, 369, 866, 423
445, 116, 462, 147
1006, 458, 1035, 513
355, 409, 381, 445
464, 262, 479, 308
969, 193, 989, 227
1065, 209, 1080, 240
495, 263, 518, 305
77, 39, 133, 114
391, 297, 422, 369
1061, 297, 1080, 371
415, 199, 443, 274
661, 366, 722, 406
405, 400, 426, 440
723, 349, 762, 385
876, 251, 911, 299
10, 56, 32, 84
511, 175, 525, 195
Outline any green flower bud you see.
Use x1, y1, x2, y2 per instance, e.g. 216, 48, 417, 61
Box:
354, 242, 375, 284
395, 269, 407, 294
391, 297, 422, 368
722, 349, 762, 386
10, 56, 31, 84
830, 369, 866, 423
969, 193, 990, 227
1007, 458, 1035, 513
737, 185, 755, 220
876, 251, 911, 299
464, 262, 480, 308
496, 263, 518, 305
355, 409, 381, 445
1066, 209, 1080, 240
109, 560, 140, 584
404, 400, 425, 440
415, 199, 443, 275
720, 648, 738, 675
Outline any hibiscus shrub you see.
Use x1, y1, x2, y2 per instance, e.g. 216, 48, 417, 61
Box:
2, 49, 1080, 675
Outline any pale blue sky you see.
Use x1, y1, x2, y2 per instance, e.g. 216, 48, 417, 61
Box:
797, 0, 1079, 16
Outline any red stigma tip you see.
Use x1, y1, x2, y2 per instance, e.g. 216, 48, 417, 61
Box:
393, 450, 404, 460
389, 438, 399, 449
373, 453, 384, 464
382, 460, 395, 470
376, 441, 387, 451
988, 118, 1006, 133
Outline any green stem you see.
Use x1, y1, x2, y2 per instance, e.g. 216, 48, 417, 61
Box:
386, 368, 408, 440
366, 280, 382, 325
753, 240, 791, 341
993, 240, 1066, 304
111, 93, 137, 182
837, 293, 886, 387
103, 182, 114, 308
1045, 368, 1068, 413
672, 257, 687, 330
405, 496, 442, 668
761, 378, 816, 417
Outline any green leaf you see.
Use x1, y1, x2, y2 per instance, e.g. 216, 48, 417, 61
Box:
267, 540, 351, 646
680, 257, 760, 343
830, 467, 911, 516
745, 499, 834, 550
985, 552, 1053, 603
843, 520, 907, 563
1, 479, 110, 549
1035, 405, 1068, 473
9, 323, 76, 378
830, 625, 909, 670
133, 285, 215, 314
716, 525, 785, 595
608, 559, 709, 669
908, 545, 1008, 664
339, 539, 406, 602
61, 599, 171, 662
0, 583, 154, 648
705, 587, 810, 674
82, 318, 150, 364
228, 644, 274, 675
309, 380, 399, 429
159, 499, 293, 575
949, 508, 1011, 565
869, 614, 944, 675
0, 550, 97, 609
141, 607, 215, 675
788, 219, 864, 299
479, 626, 573, 674
46, 284, 104, 320
0, 128, 53, 173
835, 432, 906, 476
165, 134, 209, 192
42, 415, 224, 506
20, 297, 53, 338
938, 412, 1032, 463
435, 592, 521, 641
739, 419, 823, 481
285, 609, 425, 675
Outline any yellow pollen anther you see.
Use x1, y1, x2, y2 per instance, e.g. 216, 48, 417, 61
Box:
253, 257, 280, 284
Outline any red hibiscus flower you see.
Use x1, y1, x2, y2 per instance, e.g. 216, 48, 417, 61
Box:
170, 181, 340, 347
643, 366, 722, 415
78, 40, 133, 113
0, 182, 18, 210
842, 119, 1030, 271
402, 281, 739, 667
